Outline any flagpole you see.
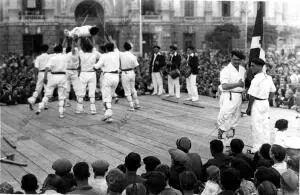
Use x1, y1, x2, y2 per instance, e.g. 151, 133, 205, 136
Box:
245, 2, 248, 55
139, 0, 143, 57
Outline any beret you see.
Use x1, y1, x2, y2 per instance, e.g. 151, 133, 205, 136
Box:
176, 137, 191, 153
106, 168, 126, 193
91, 160, 109, 174
52, 158, 72, 175
281, 169, 299, 191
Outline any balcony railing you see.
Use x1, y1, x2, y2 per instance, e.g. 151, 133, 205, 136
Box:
173, 16, 205, 22
20, 14, 45, 21
143, 15, 162, 20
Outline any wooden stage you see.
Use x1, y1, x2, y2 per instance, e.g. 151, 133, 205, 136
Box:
1, 94, 299, 191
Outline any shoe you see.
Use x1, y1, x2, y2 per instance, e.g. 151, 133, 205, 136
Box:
75, 110, 83, 114
65, 102, 71, 107
164, 94, 170, 97
114, 97, 119, 104
36, 109, 41, 115
134, 105, 141, 110
102, 115, 112, 121
59, 114, 65, 118
106, 117, 113, 123
152, 92, 157, 96
128, 107, 135, 111
44, 107, 48, 110
192, 99, 199, 102
185, 98, 192, 101
28, 102, 34, 111
91, 110, 97, 115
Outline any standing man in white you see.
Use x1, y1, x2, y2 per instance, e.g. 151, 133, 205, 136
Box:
36, 45, 68, 118
217, 51, 246, 147
166, 45, 181, 98
185, 46, 199, 102
149, 46, 165, 96
246, 58, 276, 153
119, 42, 141, 111
94, 37, 120, 122
28, 44, 50, 110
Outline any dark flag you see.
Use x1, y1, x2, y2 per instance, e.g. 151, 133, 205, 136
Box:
245, 1, 265, 88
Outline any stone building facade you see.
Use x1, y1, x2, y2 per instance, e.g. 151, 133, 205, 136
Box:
0, 0, 298, 56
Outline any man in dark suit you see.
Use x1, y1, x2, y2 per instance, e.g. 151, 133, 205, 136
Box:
149, 45, 166, 95
166, 45, 181, 98
185, 46, 199, 101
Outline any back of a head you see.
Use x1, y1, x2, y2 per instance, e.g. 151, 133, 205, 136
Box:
100, 45, 107, 53
257, 181, 277, 195
73, 162, 90, 181
143, 156, 161, 172
124, 42, 132, 51
105, 42, 115, 52
89, 26, 99, 36
271, 144, 286, 162
125, 152, 141, 172
230, 139, 244, 154
43, 174, 62, 190
275, 119, 288, 131
126, 183, 147, 195
179, 171, 198, 191
210, 139, 224, 154
260, 143, 272, 160
53, 45, 63, 53
106, 168, 126, 193
41, 44, 49, 53
66, 46, 71, 53
81, 38, 93, 53
281, 169, 299, 192
145, 171, 166, 194
255, 167, 281, 188
230, 158, 252, 180
176, 137, 191, 153
21, 173, 38, 192
220, 168, 241, 191
155, 164, 170, 180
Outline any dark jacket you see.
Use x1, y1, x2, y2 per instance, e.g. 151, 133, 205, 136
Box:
149, 53, 166, 73
124, 171, 146, 187
168, 54, 181, 71
187, 54, 199, 75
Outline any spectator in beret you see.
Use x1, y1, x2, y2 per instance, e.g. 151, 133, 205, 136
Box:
0, 182, 14, 194
176, 137, 203, 181
51, 158, 76, 193
254, 166, 281, 188
125, 183, 147, 195
219, 168, 242, 195
124, 152, 145, 187
106, 168, 126, 195
155, 164, 182, 195
41, 174, 63, 194
179, 171, 198, 195
21, 173, 39, 194
144, 171, 167, 195
229, 139, 254, 169
117, 164, 127, 173
257, 181, 277, 195
253, 143, 274, 169
200, 165, 221, 195
141, 156, 161, 179
67, 162, 98, 195
270, 144, 287, 175
278, 169, 299, 195
89, 160, 109, 195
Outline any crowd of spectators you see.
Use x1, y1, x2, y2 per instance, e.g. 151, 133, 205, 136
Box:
1, 48, 300, 109
0, 130, 299, 194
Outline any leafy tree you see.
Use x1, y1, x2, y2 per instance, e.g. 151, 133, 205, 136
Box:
247, 23, 277, 49
205, 23, 240, 52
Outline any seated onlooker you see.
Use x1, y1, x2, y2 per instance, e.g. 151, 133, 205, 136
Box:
144, 171, 167, 195
0, 182, 14, 194
270, 144, 287, 175
229, 139, 253, 169
141, 156, 161, 179
254, 166, 281, 188
89, 160, 109, 195
51, 158, 76, 193
218, 168, 242, 195
106, 168, 126, 195
125, 183, 147, 195
253, 144, 274, 169
41, 174, 63, 194
257, 181, 277, 195
21, 173, 39, 194
155, 164, 182, 195
67, 162, 98, 195
278, 169, 299, 195
176, 137, 203, 181
179, 171, 198, 195
124, 152, 145, 187
230, 158, 256, 195
200, 165, 221, 195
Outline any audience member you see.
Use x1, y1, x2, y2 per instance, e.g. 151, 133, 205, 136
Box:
89, 160, 109, 195
21, 174, 39, 194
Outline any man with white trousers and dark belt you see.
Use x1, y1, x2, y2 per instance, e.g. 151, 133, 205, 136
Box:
185, 46, 199, 102
217, 50, 246, 148
149, 45, 165, 96
166, 45, 181, 98
119, 42, 140, 111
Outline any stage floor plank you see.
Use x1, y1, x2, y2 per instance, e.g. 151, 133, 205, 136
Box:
1, 94, 299, 191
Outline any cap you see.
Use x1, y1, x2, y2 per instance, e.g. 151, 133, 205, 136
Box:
281, 169, 299, 191
176, 137, 191, 153
91, 160, 109, 175
106, 168, 126, 193
168, 148, 188, 164
251, 58, 265, 66
143, 156, 161, 172
153, 45, 161, 49
206, 165, 220, 179
52, 158, 72, 175
125, 152, 141, 168
231, 50, 245, 60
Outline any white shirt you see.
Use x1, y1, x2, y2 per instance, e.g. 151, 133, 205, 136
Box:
66, 52, 80, 69
46, 53, 68, 72
89, 177, 107, 195
272, 161, 287, 175
248, 72, 276, 99
119, 51, 139, 70
94, 48, 120, 72
290, 73, 298, 84
220, 63, 246, 92
271, 130, 300, 149
35, 53, 51, 70
79, 50, 100, 72
68, 25, 93, 38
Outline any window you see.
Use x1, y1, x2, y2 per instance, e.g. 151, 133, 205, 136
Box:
22, 0, 43, 15
184, 1, 194, 17
183, 33, 195, 51
258, 1, 266, 17
142, 0, 155, 15
222, 1, 231, 17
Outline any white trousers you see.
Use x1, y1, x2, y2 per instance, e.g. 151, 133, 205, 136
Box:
65, 70, 80, 99
168, 76, 180, 98
186, 74, 198, 101
251, 99, 271, 152
77, 72, 96, 98
102, 73, 119, 117
151, 72, 163, 95
122, 71, 139, 107
28, 72, 46, 103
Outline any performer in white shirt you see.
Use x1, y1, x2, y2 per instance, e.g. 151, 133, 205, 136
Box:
64, 25, 99, 38
119, 42, 140, 111
217, 51, 246, 147
246, 58, 276, 153
94, 37, 120, 123
36, 45, 69, 118
28, 44, 51, 110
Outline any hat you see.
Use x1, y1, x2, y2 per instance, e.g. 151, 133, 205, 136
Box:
206, 165, 220, 179
251, 58, 265, 66
0, 182, 13, 194
176, 137, 191, 153
52, 158, 72, 175
91, 160, 109, 175
275, 119, 288, 131
125, 152, 141, 169
281, 169, 299, 191
257, 181, 277, 195
153, 45, 161, 49
143, 156, 161, 172
106, 168, 126, 193
231, 50, 245, 60
168, 148, 188, 164
170, 45, 178, 50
